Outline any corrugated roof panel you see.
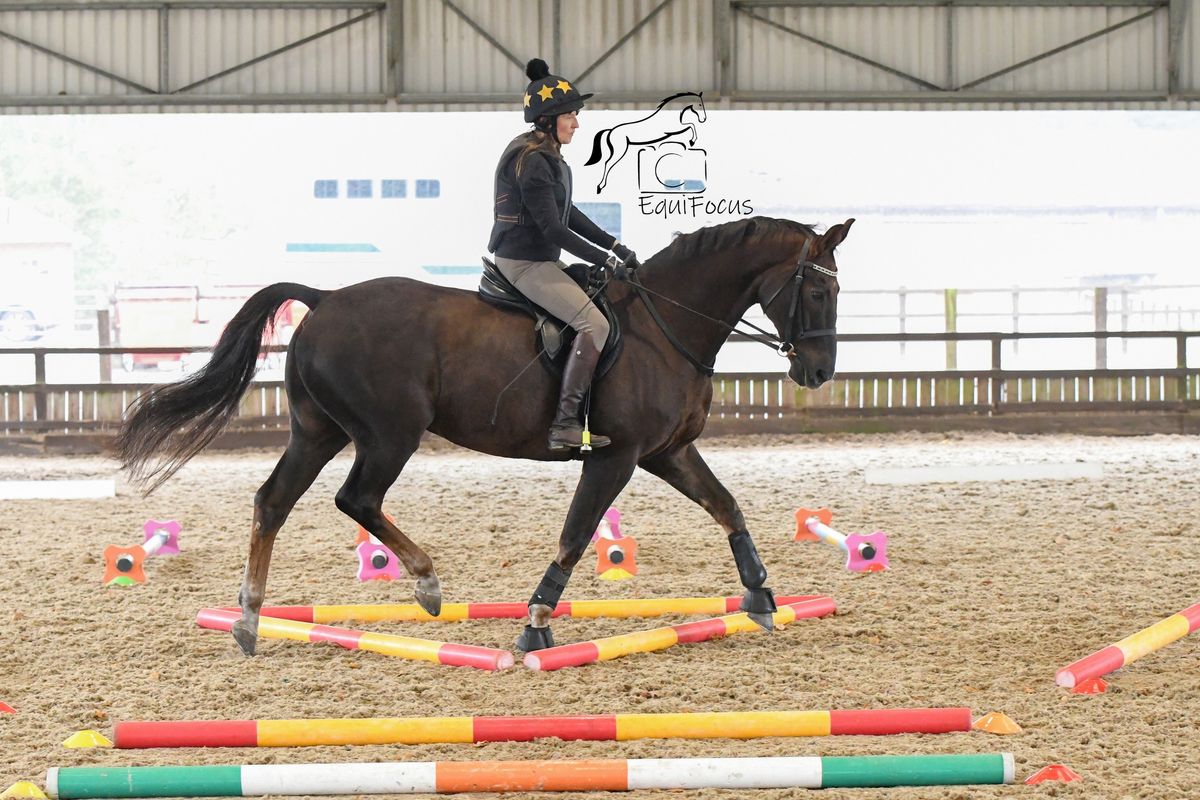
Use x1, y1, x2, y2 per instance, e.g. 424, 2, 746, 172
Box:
0, 0, 1195, 112
167, 6, 384, 96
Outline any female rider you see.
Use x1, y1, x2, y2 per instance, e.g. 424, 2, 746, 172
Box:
487, 58, 639, 451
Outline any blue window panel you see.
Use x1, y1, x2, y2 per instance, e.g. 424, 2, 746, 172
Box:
575, 202, 621, 241
286, 243, 380, 253
416, 179, 441, 198
347, 179, 373, 198
382, 179, 407, 198
422, 265, 481, 275
313, 180, 338, 199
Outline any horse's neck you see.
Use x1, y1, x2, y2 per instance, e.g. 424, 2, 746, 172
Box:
640, 238, 791, 364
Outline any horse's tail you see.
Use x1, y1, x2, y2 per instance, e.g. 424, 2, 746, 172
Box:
584, 128, 609, 166
113, 282, 328, 494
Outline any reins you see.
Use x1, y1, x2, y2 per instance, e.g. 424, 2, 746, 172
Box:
625, 236, 836, 375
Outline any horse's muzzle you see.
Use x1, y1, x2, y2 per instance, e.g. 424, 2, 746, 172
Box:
790, 362, 834, 390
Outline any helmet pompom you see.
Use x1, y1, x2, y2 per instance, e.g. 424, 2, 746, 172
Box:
525, 58, 550, 82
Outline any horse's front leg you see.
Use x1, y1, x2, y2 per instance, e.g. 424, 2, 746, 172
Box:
639, 443, 778, 630
517, 451, 638, 652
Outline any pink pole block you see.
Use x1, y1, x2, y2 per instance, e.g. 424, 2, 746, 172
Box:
356, 541, 403, 581
845, 531, 889, 572
143, 520, 181, 555
591, 507, 623, 542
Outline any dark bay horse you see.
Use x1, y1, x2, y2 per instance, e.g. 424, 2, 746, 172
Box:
115, 215, 853, 654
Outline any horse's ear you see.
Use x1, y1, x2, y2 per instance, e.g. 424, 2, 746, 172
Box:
819, 218, 855, 251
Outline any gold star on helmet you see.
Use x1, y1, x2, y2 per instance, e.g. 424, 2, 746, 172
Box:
537, 84, 555, 101
556, 79, 572, 94
523, 93, 531, 107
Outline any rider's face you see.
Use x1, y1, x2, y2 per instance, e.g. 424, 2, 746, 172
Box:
556, 111, 579, 145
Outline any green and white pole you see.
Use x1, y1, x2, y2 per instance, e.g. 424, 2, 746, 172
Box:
47, 753, 1014, 796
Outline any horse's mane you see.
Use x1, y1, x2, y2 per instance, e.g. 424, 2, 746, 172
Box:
646, 217, 818, 268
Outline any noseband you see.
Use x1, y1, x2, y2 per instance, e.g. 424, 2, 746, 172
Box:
759, 239, 837, 357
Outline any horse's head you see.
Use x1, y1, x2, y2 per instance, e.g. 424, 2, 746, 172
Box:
685, 91, 707, 124
758, 219, 854, 389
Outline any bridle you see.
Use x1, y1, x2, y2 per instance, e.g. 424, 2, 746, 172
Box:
756, 238, 838, 357
625, 236, 838, 375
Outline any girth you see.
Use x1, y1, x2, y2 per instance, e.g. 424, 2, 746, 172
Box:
478, 258, 623, 380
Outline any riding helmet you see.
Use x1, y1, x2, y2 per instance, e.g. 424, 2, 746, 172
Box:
523, 58, 592, 123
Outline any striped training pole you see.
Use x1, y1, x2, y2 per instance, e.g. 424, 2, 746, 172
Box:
46, 753, 1014, 797
1056, 601, 1200, 688
227, 595, 822, 624
194, 609, 512, 671
524, 597, 836, 671
794, 508, 888, 573
111, 708, 972, 748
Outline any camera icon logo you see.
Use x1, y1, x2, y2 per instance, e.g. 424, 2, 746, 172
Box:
637, 141, 707, 195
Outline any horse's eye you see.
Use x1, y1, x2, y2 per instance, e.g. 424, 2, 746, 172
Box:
810, 291, 826, 301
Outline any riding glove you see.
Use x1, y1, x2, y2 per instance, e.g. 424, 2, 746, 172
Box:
610, 243, 641, 281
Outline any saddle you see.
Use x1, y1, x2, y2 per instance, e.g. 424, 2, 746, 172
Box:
478, 258, 623, 379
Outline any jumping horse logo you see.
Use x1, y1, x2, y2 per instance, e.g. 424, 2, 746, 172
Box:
584, 91, 707, 195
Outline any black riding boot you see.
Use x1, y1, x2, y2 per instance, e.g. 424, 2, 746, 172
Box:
548, 337, 611, 451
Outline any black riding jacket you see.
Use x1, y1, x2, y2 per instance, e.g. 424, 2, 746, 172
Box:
487, 132, 615, 266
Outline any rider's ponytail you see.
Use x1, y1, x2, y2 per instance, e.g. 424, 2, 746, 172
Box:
516, 129, 560, 176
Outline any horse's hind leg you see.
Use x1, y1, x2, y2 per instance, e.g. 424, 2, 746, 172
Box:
235, 424, 349, 655
639, 443, 778, 630
599, 138, 630, 193
334, 437, 441, 616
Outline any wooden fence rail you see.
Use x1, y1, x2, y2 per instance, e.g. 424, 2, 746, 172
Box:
2, 331, 1198, 435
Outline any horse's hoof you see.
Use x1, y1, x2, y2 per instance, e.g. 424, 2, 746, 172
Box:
415, 576, 442, 617
739, 586, 777, 614
231, 619, 257, 656
746, 611, 776, 632
516, 625, 555, 652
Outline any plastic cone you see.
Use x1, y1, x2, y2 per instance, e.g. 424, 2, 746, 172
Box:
1025, 764, 1082, 784
1, 783, 48, 799
1072, 677, 1108, 694
972, 711, 1022, 735
0, 701, 13, 713
63, 729, 113, 748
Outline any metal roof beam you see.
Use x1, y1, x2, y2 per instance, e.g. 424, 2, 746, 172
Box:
735, 0, 1165, 6
1167, 0, 1189, 96
386, 0, 402, 98
4, 89, 1195, 107
0, 2, 383, 9
730, 89, 1185, 101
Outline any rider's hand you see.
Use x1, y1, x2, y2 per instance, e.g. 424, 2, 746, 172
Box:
612, 242, 635, 262
610, 243, 640, 281
606, 254, 639, 282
